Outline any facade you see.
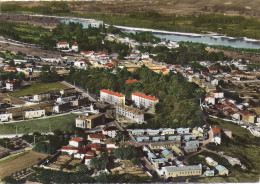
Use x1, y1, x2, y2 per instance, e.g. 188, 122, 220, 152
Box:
215, 165, 229, 175
206, 157, 218, 167
164, 164, 202, 178
116, 104, 144, 123
239, 110, 255, 123
211, 90, 224, 98
172, 146, 184, 156
0, 113, 13, 122
33, 92, 51, 102
177, 128, 190, 134
69, 138, 83, 147
162, 129, 175, 135
212, 126, 221, 144
205, 95, 215, 105
100, 89, 125, 105
6, 79, 20, 91
132, 92, 159, 109
60, 88, 76, 95
149, 141, 181, 150
24, 109, 45, 119
57, 42, 69, 49
102, 126, 118, 138
53, 102, 71, 113
75, 113, 105, 129
71, 43, 78, 52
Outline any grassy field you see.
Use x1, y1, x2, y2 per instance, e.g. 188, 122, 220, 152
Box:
189, 117, 260, 182
12, 82, 67, 97
0, 113, 78, 134
0, 151, 48, 179
0, 93, 25, 105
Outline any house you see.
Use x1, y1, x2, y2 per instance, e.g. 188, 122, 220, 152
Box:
183, 134, 196, 141
184, 140, 199, 153
69, 138, 83, 147
71, 42, 78, 52
136, 136, 150, 142
208, 67, 218, 74
211, 90, 224, 98
147, 152, 156, 160
100, 89, 125, 105
171, 146, 184, 156
205, 95, 215, 105
192, 128, 204, 137
162, 129, 175, 135
56, 95, 77, 104
239, 110, 255, 123
126, 79, 138, 84
5, 79, 20, 91
4, 67, 17, 72
81, 51, 94, 57
163, 164, 202, 178
61, 146, 80, 155
152, 136, 165, 142
147, 129, 160, 136
215, 165, 229, 175
0, 113, 13, 122
168, 135, 181, 141
85, 155, 94, 165
88, 133, 105, 143
24, 109, 45, 119
60, 88, 76, 95
53, 102, 71, 113
33, 92, 51, 102
204, 170, 215, 176
74, 59, 90, 69
152, 158, 168, 168
149, 141, 181, 150
102, 126, 118, 138
205, 157, 218, 166
132, 92, 159, 110
162, 149, 173, 159
115, 104, 144, 123
57, 42, 69, 49
75, 113, 105, 129
227, 109, 240, 120
212, 126, 221, 144
131, 130, 145, 135
176, 128, 190, 134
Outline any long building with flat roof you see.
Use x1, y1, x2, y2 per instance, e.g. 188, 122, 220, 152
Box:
164, 164, 202, 178
100, 89, 125, 105
132, 92, 159, 109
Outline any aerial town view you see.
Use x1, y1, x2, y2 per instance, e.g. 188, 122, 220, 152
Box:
0, 0, 259, 183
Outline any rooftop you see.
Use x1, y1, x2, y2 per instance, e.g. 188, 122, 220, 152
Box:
132, 92, 159, 101
69, 138, 83, 142
165, 165, 201, 172
117, 104, 144, 115
212, 126, 221, 134
89, 133, 105, 139
239, 110, 254, 117
100, 89, 124, 97
215, 165, 228, 172
126, 79, 138, 84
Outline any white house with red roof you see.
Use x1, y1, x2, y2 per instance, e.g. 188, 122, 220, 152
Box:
205, 95, 215, 105
71, 42, 78, 52
100, 89, 125, 105
61, 146, 80, 155
74, 59, 91, 69
208, 67, 218, 74
132, 92, 159, 109
81, 51, 94, 57
57, 42, 69, 49
6, 79, 20, 91
211, 90, 224, 98
88, 133, 105, 143
69, 137, 83, 147
102, 126, 118, 138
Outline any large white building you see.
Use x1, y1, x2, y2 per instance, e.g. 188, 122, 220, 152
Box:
6, 79, 20, 91
116, 104, 144, 123
100, 89, 125, 105
132, 92, 159, 109
24, 109, 45, 119
57, 42, 69, 49
33, 92, 51, 102
0, 113, 13, 122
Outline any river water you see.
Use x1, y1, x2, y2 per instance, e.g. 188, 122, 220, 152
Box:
62, 18, 260, 49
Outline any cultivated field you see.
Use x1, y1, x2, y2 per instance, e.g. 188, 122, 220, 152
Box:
48, 155, 81, 171
0, 93, 25, 105
0, 113, 78, 134
111, 160, 147, 177
12, 82, 67, 97
0, 151, 48, 179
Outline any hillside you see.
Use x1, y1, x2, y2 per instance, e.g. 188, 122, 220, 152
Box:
1, 0, 260, 18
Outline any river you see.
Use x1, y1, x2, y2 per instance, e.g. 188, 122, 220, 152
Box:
62, 18, 260, 49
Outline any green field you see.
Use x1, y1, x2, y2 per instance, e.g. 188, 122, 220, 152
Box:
0, 113, 78, 134
12, 82, 67, 97
189, 118, 260, 182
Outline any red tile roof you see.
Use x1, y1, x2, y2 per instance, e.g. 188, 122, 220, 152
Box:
85, 156, 94, 160
69, 138, 83, 142
205, 95, 213, 98
212, 90, 222, 93
4, 67, 17, 71
86, 150, 95, 156
142, 58, 149, 61
6, 79, 20, 84
212, 126, 221, 134
208, 67, 218, 70
77, 150, 87, 154
105, 63, 114, 68
86, 143, 101, 149
215, 104, 227, 109
175, 65, 181, 69
58, 42, 69, 45
132, 92, 159, 101
100, 89, 124, 97
81, 51, 94, 55
130, 52, 139, 55
111, 59, 119, 62
225, 101, 237, 109
89, 133, 105, 139
126, 79, 138, 84
73, 43, 78, 46
79, 59, 89, 62
61, 146, 80, 151
239, 110, 254, 117
202, 72, 209, 77
226, 108, 236, 115
102, 126, 118, 132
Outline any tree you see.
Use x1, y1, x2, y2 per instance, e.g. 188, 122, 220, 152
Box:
90, 154, 108, 170
96, 172, 109, 183
114, 146, 138, 160
131, 158, 141, 165
75, 164, 87, 173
